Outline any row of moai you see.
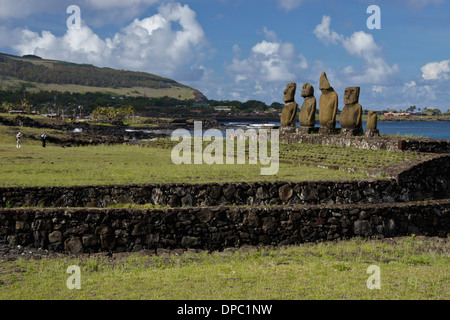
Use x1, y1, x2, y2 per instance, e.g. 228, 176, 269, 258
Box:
280, 72, 380, 137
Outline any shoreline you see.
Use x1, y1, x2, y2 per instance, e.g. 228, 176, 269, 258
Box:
213, 115, 450, 123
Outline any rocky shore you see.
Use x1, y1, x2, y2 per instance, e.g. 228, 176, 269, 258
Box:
0, 115, 225, 147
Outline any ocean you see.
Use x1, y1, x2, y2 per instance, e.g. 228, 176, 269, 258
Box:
222, 121, 450, 140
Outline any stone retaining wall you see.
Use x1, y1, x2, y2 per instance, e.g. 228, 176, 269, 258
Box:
1, 155, 448, 209
279, 127, 450, 153
0, 179, 440, 209
1, 200, 448, 254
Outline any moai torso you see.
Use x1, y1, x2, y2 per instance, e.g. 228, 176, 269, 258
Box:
299, 83, 316, 128
367, 110, 378, 130
281, 82, 298, 127
340, 86, 363, 130
318, 72, 338, 129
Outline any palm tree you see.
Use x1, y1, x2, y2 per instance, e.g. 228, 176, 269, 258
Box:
19, 98, 32, 113
125, 105, 136, 123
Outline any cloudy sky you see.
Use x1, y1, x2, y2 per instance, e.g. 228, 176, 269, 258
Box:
1, 0, 450, 111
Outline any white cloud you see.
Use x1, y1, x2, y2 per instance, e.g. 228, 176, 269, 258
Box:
313, 15, 399, 85
263, 26, 278, 42
12, 3, 206, 81
227, 36, 307, 83
313, 16, 343, 45
221, 28, 309, 103
277, 0, 306, 11
372, 85, 385, 93
404, 81, 417, 88
342, 66, 355, 74
402, 83, 437, 100
252, 41, 281, 56
342, 31, 380, 58
421, 60, 450, 80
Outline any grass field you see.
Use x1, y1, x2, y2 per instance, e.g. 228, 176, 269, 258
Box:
0, 123, 434, 187
0, 129, 380, 187
0, 236, 448, 300
0, 142, 367, 187
0, 121, 447, 301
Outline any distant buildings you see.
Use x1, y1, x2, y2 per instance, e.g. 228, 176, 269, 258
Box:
214, 107, 232, 112
8, 110, 27, 115
383, 112, 412, 117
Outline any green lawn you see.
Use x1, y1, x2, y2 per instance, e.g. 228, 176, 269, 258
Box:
0, 236, 448, 300
0, 135, 369, 187
278, 143, 426, 170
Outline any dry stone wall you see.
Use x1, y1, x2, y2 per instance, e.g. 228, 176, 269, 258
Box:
1, 200, 448, 254
279, 127, 450, 153
0, 179, 441, 209
1, 155, 448, 209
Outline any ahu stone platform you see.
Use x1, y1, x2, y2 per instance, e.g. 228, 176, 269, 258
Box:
278, 126, 450, 153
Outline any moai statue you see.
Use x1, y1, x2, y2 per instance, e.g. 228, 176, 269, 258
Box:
280, 82, 298, 127
318, 72, 338, 134
299, 83, 316, 133
340, 86, 363, 136
366, 110, 380, 137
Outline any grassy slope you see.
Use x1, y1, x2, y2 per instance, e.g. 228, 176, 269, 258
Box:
4, 79, 197, 100
0, 53, 198, 100
0, 236, 448, 300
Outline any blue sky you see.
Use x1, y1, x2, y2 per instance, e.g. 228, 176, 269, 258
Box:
1, 0, 450, 111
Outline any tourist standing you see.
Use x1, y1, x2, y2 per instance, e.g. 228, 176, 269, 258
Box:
41, 132, 47, 148
16, 131, 22, 149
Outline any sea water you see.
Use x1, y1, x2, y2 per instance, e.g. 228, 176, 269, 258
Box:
223, 121, 450, 140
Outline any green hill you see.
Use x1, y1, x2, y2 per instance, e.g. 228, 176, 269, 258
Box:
0, 52, 207, 101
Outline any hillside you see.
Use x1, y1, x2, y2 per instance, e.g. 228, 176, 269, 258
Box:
0, 52, 207, 101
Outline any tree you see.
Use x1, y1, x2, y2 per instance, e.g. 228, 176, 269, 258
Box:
92, 106, 135, 123
270, 102, 283, 110
18, 98, 32, 113
92, 106, 105, 120
1, 101, 13, 112
124, 105, 136, 123
241, 100, 268, 111
406, 105, 416, 113
432, 108, 441, 115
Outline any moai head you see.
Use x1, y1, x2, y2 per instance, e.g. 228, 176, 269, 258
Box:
319, 72, 332, 91
301, 83, 314, 98
283, 82, 297, 102
344, 87, 360, 105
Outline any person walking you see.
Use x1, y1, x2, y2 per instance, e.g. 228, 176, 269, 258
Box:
41, 132, 47, 148
16, 131, 22, 149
